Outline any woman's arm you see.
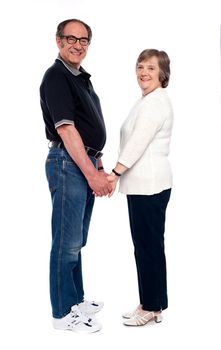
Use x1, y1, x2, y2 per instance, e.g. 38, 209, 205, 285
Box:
107, 162, 128, 197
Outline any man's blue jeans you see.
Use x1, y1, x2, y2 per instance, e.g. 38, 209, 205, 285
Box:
45, 147, 97, 318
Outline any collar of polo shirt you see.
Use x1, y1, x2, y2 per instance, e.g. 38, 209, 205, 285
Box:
57, 54, 90, 78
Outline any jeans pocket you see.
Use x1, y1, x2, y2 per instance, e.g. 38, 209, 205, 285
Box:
45, 158, 59, 193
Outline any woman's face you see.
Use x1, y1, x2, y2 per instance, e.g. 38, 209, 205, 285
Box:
136, 56, 162, 96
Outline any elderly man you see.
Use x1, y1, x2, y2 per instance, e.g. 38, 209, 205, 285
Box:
40, 19, 111, 333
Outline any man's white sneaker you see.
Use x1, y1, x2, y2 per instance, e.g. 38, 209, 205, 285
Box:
52, 305, 101, 333
78, 300, 104, 314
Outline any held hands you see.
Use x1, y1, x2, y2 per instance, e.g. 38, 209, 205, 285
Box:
88, 171, 112, 197
91, 171, 119, 198
91, 163, 125, 197
106, 173, 119, 197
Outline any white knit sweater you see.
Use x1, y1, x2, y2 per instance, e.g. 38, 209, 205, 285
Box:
118, 87, 173, 195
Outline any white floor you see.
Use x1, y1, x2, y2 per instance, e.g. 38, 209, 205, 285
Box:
3, 301, 219, 349
2, 194, 220, 349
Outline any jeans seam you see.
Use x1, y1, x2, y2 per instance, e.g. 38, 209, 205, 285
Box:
57, 159, 66, 316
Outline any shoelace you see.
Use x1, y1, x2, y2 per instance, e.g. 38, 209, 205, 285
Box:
70, 311, 92, 325
80, 300, 99, 313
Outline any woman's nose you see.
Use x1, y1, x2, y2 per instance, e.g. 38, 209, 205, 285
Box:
141, 69, 148, 76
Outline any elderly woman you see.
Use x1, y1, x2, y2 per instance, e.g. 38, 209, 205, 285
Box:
109, 49, 173, 326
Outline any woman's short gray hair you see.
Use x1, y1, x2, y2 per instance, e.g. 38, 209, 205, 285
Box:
136, 49, 170, 88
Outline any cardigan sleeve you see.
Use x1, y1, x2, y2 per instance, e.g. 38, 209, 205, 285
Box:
118, 96, 165, 168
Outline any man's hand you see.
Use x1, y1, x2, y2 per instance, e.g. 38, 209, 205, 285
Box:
88, 171, 112, 196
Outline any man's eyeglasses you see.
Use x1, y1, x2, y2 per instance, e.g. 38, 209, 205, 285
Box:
60, 35, 90, 46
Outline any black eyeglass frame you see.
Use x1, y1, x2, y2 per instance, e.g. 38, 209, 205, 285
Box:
60, 35, 90, 46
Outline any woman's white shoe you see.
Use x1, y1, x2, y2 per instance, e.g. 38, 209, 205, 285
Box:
122, 310, 137, 319
123, 311, 162, 326
122, 305, 142, 319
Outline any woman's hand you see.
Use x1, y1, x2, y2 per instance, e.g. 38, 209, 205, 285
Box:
107, 173, 119, 197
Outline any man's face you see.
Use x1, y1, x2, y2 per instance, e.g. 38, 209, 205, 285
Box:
56, 22, 90, 69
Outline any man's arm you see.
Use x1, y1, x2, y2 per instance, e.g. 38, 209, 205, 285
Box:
57, 124, 111, 196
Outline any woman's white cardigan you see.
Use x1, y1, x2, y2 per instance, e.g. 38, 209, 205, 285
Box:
118, 87, 173, 195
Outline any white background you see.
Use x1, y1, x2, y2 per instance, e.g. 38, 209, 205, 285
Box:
0, 0, 221, 348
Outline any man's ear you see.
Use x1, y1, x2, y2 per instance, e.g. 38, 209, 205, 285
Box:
56, 37, 61, 49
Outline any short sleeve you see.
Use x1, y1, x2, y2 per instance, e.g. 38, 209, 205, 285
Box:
42, 69, 76, 128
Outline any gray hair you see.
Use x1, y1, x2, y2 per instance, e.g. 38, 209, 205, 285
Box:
56, 19, 92, 42
136, 49, 170, 88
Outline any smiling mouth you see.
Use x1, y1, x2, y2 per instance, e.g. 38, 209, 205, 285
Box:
69, 50, 82, 56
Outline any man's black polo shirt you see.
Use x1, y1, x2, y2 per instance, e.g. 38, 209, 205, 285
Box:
40, 58, 106, 151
